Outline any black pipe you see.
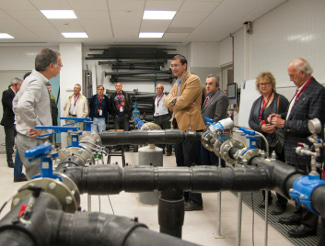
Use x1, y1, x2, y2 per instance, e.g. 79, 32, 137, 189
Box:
58, 165, 272, 195
105, 70, 172, 77
0, 196, 199, 246
0, 193, 62, 246
159, 187, 184, 238
99, 130, 201, 146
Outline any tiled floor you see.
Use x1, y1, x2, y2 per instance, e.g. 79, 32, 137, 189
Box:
0, 148, 294, 246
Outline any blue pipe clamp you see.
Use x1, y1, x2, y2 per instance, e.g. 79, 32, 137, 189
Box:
289, 173, 325, 215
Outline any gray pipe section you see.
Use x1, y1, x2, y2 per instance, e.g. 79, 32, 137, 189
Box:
99, 130, 202, 146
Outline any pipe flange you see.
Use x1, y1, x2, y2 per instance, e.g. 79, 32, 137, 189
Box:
213, 139, 223, 157
57, 147, 94, 165
141, 122, 162, 130
80, 131, 102, 146
237, 148, 260, 165
220, 139, 245, 164
56, 172, 80, 206
201, 131, 214, 152
11, 178, 78, 213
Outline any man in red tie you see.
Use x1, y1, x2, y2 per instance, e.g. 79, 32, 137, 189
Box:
269, 58, 325, 238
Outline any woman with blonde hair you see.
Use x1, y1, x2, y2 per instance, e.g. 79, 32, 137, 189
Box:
248, 72, 289, 215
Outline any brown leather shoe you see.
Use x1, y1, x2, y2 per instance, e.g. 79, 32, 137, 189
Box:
14, 177, 28, 182
166, 152, 172, 156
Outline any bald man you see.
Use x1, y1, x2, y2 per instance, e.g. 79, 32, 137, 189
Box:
269, 58, 325, 238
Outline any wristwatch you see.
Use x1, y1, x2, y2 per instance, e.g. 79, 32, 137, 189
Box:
171, 97, 177, 105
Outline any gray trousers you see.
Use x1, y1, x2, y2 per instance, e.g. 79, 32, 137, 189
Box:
16, 133, 48, 180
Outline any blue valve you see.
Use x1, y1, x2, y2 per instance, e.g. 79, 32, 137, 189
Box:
203, 116, 214, 124
134, 117, 145, 129
238, 127, 260, 150
290, 173, 325, 215
35, 125, 83, 148
25, 143, 61, 181
61, 117, 92, 131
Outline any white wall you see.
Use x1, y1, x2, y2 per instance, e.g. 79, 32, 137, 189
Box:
228, 0, 325, 89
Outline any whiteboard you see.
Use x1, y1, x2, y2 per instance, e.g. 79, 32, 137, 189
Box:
238, 80, 260, 128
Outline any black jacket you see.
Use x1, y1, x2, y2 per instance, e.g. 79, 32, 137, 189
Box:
1, 88, 15, 127
110, 91, 131, 118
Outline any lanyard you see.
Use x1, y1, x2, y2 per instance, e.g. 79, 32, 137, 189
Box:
293, 77, 313, 105
97, 95, 103, 109
259, 91, 273, 120
204, 89, 218, 106
117, 93, 123, 102
73, 95, 79, 106
156, 94, 164, 107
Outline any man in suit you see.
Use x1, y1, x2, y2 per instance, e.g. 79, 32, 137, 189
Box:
269, 58, 325, 238
1, 77, 22, 168
201, 74, 229, 167
164, 54, 206, 211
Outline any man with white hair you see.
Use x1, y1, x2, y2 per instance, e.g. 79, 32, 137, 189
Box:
1, 77, 22, 168
269, 58, 325, 238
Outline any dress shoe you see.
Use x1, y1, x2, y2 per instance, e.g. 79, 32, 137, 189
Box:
288, 224, 317, 238
166, 152, 172, 156
7, 161, 14, 168
184, 200, 203, 211
14, 176, 28, 182
271, 205, 286, 215
278, 216, 300, 225
258, 199, 272, 208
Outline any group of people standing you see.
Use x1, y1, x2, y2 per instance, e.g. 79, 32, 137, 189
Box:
249, 58, 325, 239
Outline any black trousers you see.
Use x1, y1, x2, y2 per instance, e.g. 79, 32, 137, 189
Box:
4, 125, 15, 163
174, 140, 202, 205
154, 115, 172, 153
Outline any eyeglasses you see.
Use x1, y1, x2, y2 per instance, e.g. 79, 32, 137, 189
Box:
259, 82, 271, 86
57, 64, 63, 68
170, 64, 181, 68
156, 87, 163, 89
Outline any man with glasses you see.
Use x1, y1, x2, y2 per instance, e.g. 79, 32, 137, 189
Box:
89, 85, 110, 132
164, 54, 206, 211
153, 84, 172, 156
13, 48, 62, 180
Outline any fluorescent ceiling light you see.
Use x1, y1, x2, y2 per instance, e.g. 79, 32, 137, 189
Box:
139, 32, 164, 38
143, 10, 176, 20
0, 33, 14, 39
41, 10, 77, 19
62, 32, 88, 38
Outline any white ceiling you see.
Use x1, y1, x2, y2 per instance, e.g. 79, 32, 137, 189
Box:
0, 0, 287, 46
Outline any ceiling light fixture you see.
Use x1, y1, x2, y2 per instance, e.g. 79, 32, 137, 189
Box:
62, 32, 88, 38
143, 10, 176, 20
0, 33, 14, 39
139, 32, 164, 38
41, 10, 77, 19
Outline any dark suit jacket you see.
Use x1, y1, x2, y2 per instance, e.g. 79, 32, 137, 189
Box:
281, 78, 325, 166
202, 88, 229, 123
1, 88, 15, 127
